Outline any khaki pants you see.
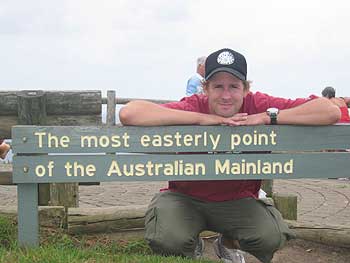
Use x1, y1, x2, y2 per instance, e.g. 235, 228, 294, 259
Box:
145, 191, 295, 263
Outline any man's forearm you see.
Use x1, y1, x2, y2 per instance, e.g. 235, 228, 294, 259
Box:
120, 101, 192, 126
277, 97, 341, 125
119, 100, 222, 126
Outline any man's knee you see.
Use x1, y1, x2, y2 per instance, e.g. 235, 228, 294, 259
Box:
145, 228, 197, 257
239, 227, 285, 263
144, 193, 203, 257
259, 231, 283, 253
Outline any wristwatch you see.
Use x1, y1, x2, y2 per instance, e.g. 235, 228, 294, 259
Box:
266, 107, 279, 125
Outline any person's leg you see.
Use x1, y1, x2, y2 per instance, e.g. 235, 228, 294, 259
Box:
206, 198, 295, 263
144, 191, 206, 258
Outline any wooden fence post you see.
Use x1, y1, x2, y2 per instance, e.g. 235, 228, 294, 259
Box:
273, 193, 298, 220
107, 90, 116, 126
17, 90, 50, 205
261, 180, 273, 197
17, 90, 79, 207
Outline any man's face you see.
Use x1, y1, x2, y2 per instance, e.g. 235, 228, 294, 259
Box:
204, 72, 248, 117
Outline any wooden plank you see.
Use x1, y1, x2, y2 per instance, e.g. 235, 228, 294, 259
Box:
0, 164, 13, 185
17, 183, 39, 247
0, 205, 65, 228
286, 220, 350, 248
0, 92, 18, 115
113, 97, 174, 105
0, 91, 101, 116
12, 152, 350, 183
46, 115, 101, 126
68, 205, 147, 234
45, 91, 101, 115
12, 125, 350, 154
0, 115, 101, 139
0, 116, 17, 139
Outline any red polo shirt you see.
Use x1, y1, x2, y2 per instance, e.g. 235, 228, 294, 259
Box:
160, 92, 311, 202
339, 106, 350, 123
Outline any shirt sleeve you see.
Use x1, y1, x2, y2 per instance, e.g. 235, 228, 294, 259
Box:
161, 95, 205, 112
251, 92, 315, 112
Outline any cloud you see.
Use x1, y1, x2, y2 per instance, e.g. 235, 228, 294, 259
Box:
1, 0, 350, 99
60, 0, 191, 65
0, 0, 66, 35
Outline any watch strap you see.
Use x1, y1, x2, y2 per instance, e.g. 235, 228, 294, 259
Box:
270, 114, 277, 125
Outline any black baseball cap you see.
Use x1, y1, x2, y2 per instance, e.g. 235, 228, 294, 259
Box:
205, 48, 247, 81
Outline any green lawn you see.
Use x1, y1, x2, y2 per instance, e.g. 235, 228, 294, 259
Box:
0, 216, 214, 263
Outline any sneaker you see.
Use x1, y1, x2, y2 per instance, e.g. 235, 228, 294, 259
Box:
194, 237, 205, 259
338, 177, 350, 181
213, 235, 246, 263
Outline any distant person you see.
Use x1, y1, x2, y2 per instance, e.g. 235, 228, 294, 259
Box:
322, 87, 350, 180
322, 86, 350, 123
0, 140, 10, 159
186, 56, 206, 96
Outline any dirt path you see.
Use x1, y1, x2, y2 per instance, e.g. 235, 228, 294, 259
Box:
202, 239, 350, 263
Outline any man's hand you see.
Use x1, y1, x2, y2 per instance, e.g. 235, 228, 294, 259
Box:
220, 113, 250, 126
201, 113, 267, 126
225, 112, 269, 126
199, 113, 248, 126
198, 113, 248, 126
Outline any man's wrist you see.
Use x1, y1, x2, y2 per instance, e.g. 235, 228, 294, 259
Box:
262, 112, 271, 125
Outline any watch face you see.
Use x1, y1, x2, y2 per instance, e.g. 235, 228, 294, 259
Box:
267, 108, 279, 125
267, 108, 279, 115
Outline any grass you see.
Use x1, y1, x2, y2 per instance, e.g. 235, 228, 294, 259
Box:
0, 216, 214, 263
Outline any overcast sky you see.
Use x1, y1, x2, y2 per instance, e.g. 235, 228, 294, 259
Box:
1, 0, 350, 100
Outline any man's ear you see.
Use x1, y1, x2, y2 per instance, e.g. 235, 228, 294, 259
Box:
243, 86, 250, 97
242, 80, 251, 97
243, 89, 249, 97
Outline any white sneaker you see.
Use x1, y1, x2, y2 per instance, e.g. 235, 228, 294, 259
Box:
213, 235, 245, 263
194, 237, 205, 259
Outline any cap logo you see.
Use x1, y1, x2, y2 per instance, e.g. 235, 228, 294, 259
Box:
217, 51, 235, 65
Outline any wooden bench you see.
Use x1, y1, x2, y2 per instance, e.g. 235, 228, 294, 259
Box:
0, 90, 103, 207
11, 124, 350, 247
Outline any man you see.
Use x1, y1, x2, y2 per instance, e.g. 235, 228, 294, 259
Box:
119, 48, 340, 263
186, 56, 206, 96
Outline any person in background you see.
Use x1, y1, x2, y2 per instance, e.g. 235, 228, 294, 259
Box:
186, 56, 206, 96
322, 86, 350, 180
120, 48, 340, 263
321, 86, 350, 123
0, 140, 10, 159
